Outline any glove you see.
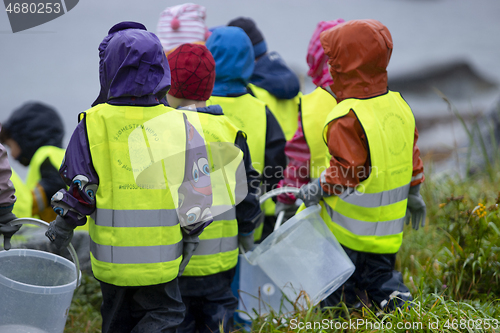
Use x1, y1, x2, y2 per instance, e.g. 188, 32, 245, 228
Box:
39, 158, 67, 202
405, 184, 426, 230
0, 208, 21, 250
296, 179, 325, 207
178, 234, 200, 277
238, 231, 254, 253
45, 215, 75, 250
274, 201, 297, 220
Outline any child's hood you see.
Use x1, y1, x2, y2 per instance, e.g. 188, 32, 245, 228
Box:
250, 51, 300, 100
206, 26, 255, 96
92, 22, 171, 106
320, 19, 393, 102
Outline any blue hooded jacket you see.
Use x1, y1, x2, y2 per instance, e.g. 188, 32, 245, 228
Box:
206, 27, 255, 97
250, 51, 300, 100
92, 22, 171, 106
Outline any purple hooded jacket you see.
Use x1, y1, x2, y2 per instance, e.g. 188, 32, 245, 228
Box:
53, 22, 195, 228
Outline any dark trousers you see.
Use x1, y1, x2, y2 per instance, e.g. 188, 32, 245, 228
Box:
178, 286, 237, 333
322, 246, 412, 311
99, 278, 185, 333
178, 269, 238, 333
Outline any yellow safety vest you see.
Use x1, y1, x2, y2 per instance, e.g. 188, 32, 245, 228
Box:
207, 94, 266, 175
26, 146, 88, 229
25, 146, 65, 190
83, 103, 185, 286
26, 146, 65, 221
301, 87, 337, 179
321, 91, 415, 254
11, 169, 32, 218
248, 83, 301, 141
207, 95, 268, 240
181, 109, 243, 276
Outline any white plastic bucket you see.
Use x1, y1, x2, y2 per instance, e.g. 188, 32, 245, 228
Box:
237, 252, 293, 321
0, 219, 80, 333
248, 203, 355, 307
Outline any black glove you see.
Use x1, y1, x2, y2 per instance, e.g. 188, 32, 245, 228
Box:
45, 215, 75, 250
39, 157, 66, 201
296, 179, 325, 207
0, 208, 21, 250
405, 184, 426, 230
178, 233, 200, 277
274, 201, 297, 220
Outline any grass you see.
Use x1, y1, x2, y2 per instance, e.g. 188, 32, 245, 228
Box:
64, 165, 500, 332
242, 166, 500, 332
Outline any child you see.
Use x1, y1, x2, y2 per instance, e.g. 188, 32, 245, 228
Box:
276, 19, 344, 218
206, 26, 286, 242
0, 102, 66, 221
45, 22, 212, 333
297, 19, 426, 311
166, 42, 261, 333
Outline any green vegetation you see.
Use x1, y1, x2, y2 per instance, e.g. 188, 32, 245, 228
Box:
64, 166, 500, 332
65, 273, 102, 332
243, 168, 500, 332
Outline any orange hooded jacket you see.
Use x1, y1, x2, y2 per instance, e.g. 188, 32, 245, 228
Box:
319, 19, 424, 194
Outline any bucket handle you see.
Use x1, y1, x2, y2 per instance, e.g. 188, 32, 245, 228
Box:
7, 217, 81, 288
258, 187, 300, 205
239, 187, 301, 264
259, 187, 300, 231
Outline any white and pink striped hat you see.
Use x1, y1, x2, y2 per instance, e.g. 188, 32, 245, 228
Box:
157, 3, 210, 55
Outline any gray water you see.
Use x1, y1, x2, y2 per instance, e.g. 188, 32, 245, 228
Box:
1, 0, 500, 176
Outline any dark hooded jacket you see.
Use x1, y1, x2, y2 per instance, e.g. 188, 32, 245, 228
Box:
2, 102, 64, 166
250, 51, 300, 100
56, 22, 173, 227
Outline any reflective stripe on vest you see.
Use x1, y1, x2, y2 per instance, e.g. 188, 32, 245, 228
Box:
207, 95, 266, 175
91, 208, 179, 227
180, 110, 243, 276
323, 204, 406, 236
321, 91, 415, 254
248, 83, 301, 141
90, 239, 183, 264
336, 183, 410, 208
85, 103, 184, 286
301, 87, 337, 179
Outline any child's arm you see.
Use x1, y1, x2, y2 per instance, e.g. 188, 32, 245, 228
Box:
0, 143, 16, 208
277, 113, 311, 205
46, 121, 97, 250
411, 127, 425, 186
51, 121, 98, 228
322, 110, 369, 195
0, 142, 20, 250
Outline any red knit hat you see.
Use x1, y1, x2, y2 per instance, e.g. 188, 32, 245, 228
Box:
167, 43, 216, 101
